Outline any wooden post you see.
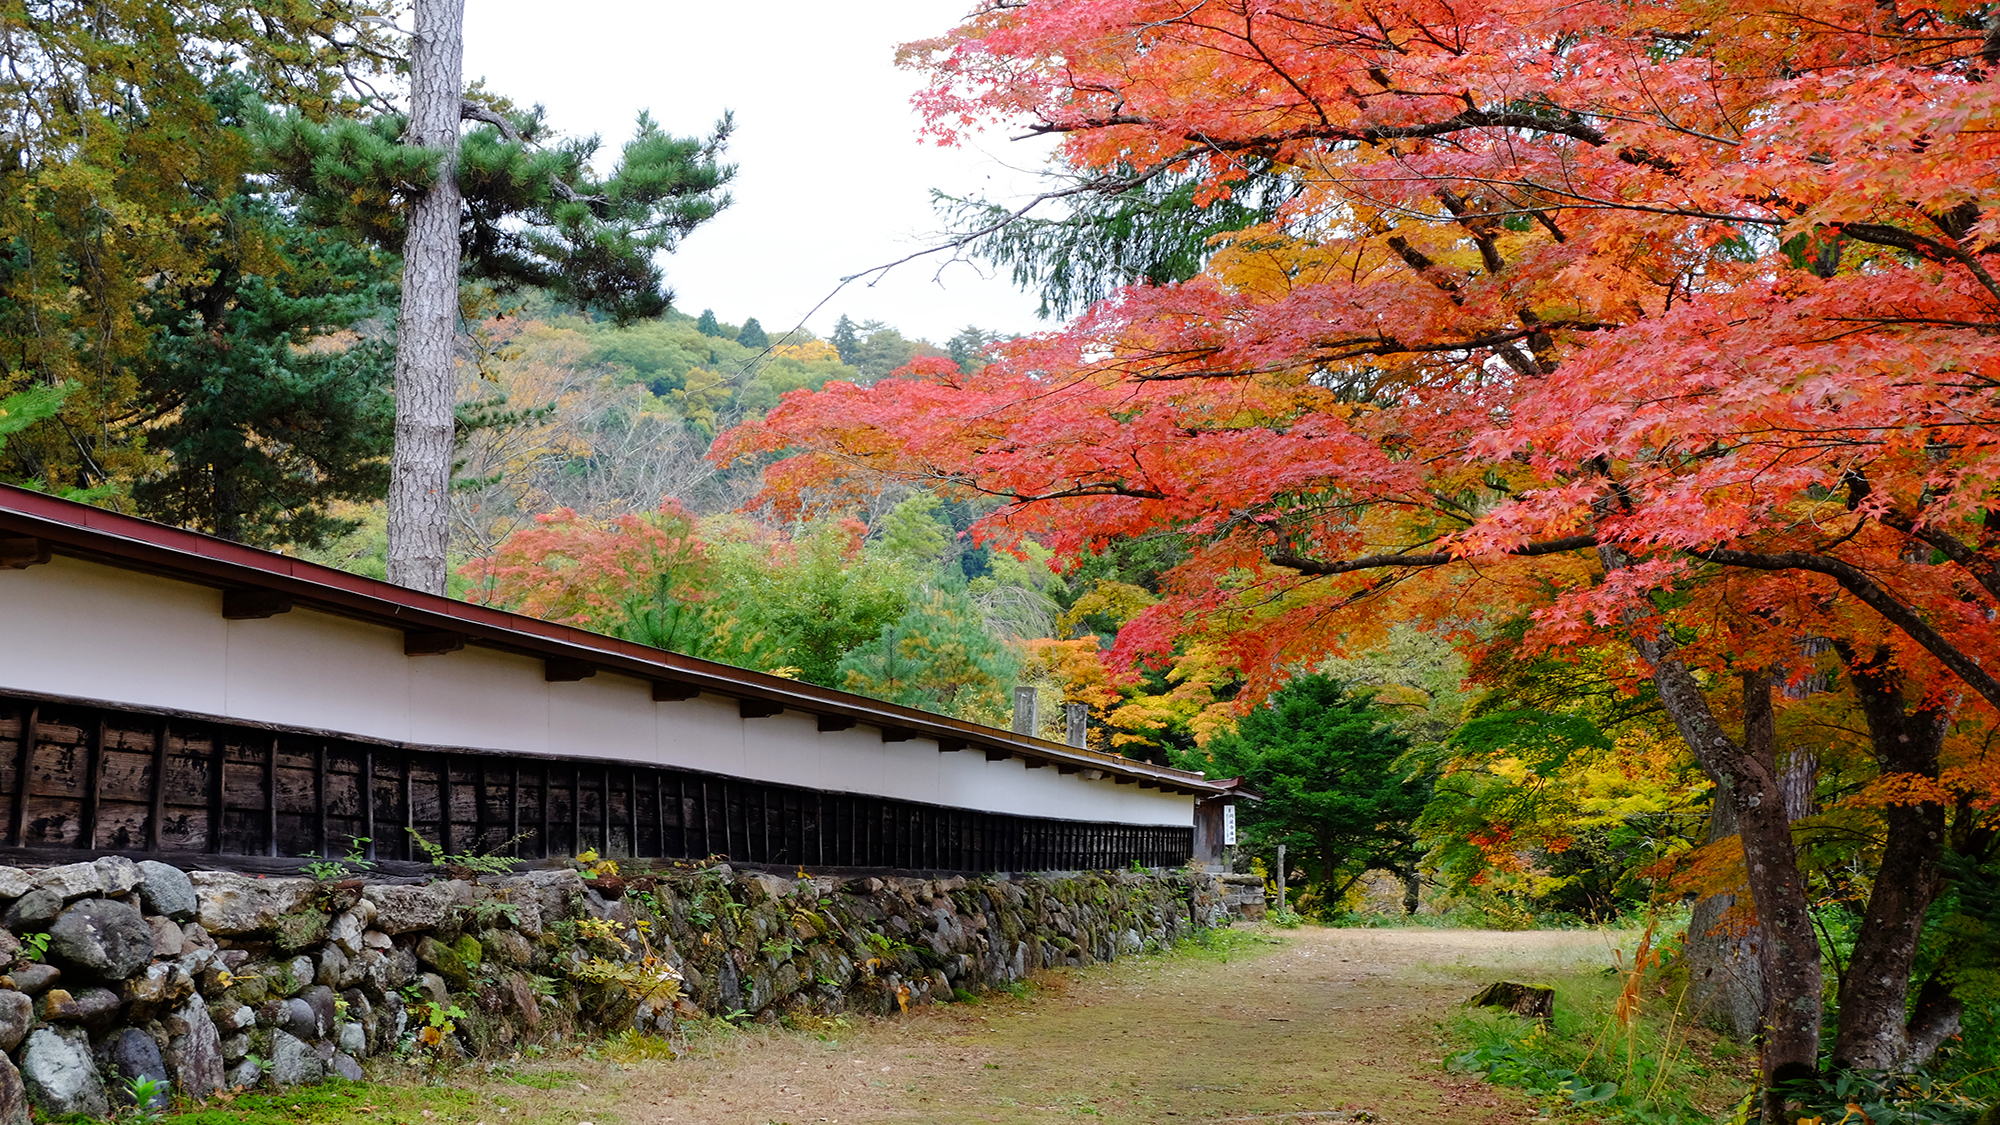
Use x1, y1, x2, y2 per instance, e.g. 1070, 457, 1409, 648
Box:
148, 717, 169, 852
510, 765, 521, 857
208, 730, 226, 854
361, 749, 376, 861
437, 754, 455, 857
264, 735, 279, 857
80, 717, 105, 850
540, 763, 552, 859
401, 762, 415, 860
1012, 686, 1037, 736
11, 704, 37, 848
316, 743, 330, 858
1276, 844, 1287, 915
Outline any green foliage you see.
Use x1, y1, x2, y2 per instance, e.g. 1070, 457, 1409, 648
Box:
708, 520, 916, 686
695, 308, 724, 337
128, 106, 399, 548
122, 1075, 168, 1121
405, 828, 525, 877
837, 584, 1021, 723
736, 317, 769, 349
261, 95, 735, 325
830, 314, 862, 363
0, 1, 399, 499
19, 932, 50, 963
1181, 675, 1430, 913
937, 157, 1294, 319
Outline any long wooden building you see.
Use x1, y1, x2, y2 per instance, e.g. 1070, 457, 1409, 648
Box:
0, 485, 1230, 873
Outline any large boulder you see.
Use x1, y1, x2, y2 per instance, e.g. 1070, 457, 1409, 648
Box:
358, 883, 454, 934
32, 863, 102, 901
104, 1027, 170, 1108
161, 996, 224, 1099
0, 1051, 27, 1125
0, 889, 61, 930
47, 898, 153, 982
93, 856, 141, 897
20, 1029, 108, 1118
190, 872, 315, 937
0, 867, 31, 901
0, 992, 26, 1052
135, 862, 198, 920
267, 1030, 324, 1086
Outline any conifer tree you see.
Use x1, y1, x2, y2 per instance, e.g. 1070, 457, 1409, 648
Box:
830, 315, 862, 364
261, 0, 736, 592
736, 317, 769, 349
696, 309, 724, 337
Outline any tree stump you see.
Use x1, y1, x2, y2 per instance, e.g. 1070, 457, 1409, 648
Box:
1469, 981, 1554, 1021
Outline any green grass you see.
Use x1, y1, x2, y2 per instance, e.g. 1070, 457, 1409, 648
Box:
1441, 962, 1756, 1125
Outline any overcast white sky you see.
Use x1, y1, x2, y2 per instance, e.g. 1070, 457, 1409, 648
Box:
462, 1, 1057, 345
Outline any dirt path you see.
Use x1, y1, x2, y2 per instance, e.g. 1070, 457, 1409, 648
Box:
566, 925, 1625, 1125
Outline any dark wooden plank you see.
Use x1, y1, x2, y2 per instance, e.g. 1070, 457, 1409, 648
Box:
510, 765, 521, 858
362, 748, 376, 861
79, 716, 105, 850
626, 769, 637, 859
265, 735, 279, 857
598, 765, 611, 857
208, 725, 225, 855
571, 766, 582, 858
653, 771, 665, 860
10, 704, 36, 848
540, 763, 552, 859
402, 761, 415, 860
149, 716, 169, 853
437, 753, 455, 856
315, 743, 329, 858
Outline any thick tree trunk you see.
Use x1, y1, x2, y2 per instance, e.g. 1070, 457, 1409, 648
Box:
1598, 545, 1821, 1121
1402, 866, 1421, 915
1685, 791, 1764, 1041
1831, 648, 1951, 1071
386, 0, 464, 594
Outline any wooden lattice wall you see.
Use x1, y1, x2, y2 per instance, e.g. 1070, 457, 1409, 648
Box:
0, 694, 1191, 873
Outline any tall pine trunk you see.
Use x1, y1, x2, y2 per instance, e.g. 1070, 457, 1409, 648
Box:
386, 0, 464, 594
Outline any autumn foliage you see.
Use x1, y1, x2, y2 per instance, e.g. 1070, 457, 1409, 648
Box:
715, 0, 2000, 1098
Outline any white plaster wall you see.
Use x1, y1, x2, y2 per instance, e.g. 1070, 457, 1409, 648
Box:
0, 556, 1192, 827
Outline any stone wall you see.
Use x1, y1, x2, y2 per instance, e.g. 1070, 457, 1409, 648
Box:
0, 856, 1237, 1120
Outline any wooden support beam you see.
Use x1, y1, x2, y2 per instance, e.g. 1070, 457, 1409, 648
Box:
1080, 769, 1105, 781
208, 729, 225, 855
148, 717, 169, 852
404, 630, 463, 656
881, 727, 915, 743
222, 589, 292, 619
361, 749, 376, 861
316, 744, 330, 858
652, 680, 699, 701
264, 735, 279, 857
739, 699, 783, 719
8, 705, 33, 848
1055, 763, 1079, 775
983, 748, 1012, 762
544, 659, 595, 682
815, 714, 856, 733
0, 536, 51, 570
1115, 775, 1136, 785
935, 737, 967, 752
80, 717, 104, 850
1022, 756, 1047, 769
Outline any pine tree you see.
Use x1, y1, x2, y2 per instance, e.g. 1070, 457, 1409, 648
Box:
830, 315, 861, 364
696, 308, 723, 337
837, 585, 1019, 721
736, 317, 769, 349
947, 326, 995, 373
261, 7, 736, 592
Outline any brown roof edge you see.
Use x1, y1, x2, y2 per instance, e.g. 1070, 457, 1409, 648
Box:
0, 485, 1224, 795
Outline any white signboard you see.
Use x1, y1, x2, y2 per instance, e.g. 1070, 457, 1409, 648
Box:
1222, 803, 1237, 846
